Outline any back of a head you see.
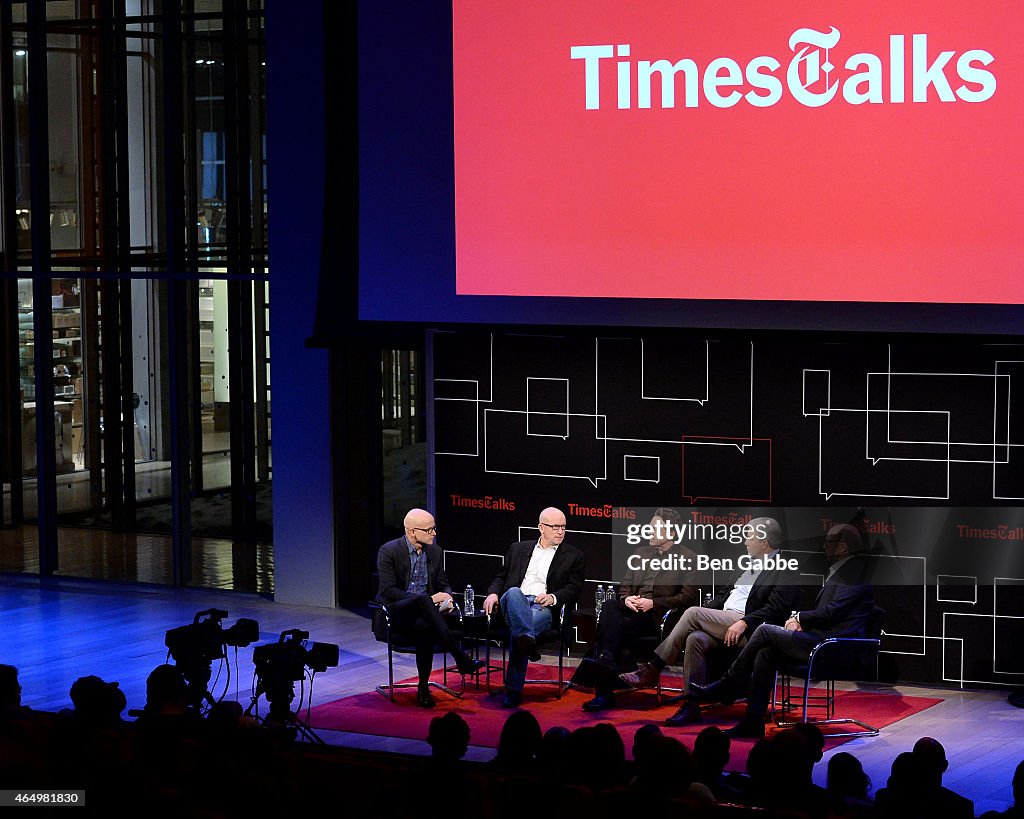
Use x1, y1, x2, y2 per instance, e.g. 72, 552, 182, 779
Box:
497, 709, 542, 762
792, 721, 826, 763
913, 736, 948, 769
888, 751, 930, 794
1013, 759, 1024, 805
540, 725, 571, 766
0, 664, 20, 709
693, 726, 730, 774
828, 751, 870, 800
771, 729, 812, 769
632, 723, 663, 767
591, 722, 626, 778
69, 675, 126, 726
427, 711, 471, 761
145, 664, 188, 713
645, 734, 695, 790
747, 737, 773, 782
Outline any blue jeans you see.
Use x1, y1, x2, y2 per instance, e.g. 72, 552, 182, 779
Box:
500, 588, 553, 693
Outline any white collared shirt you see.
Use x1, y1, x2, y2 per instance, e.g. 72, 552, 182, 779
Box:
722, 549, 776, 612
521, 540, 558, 597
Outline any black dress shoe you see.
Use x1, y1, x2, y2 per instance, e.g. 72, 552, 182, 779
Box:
686, 679, 737, 706
582, 693, 616, 712
502, 690, 523, 708
416, 687, 436, 708
724, 713, 765, 739
457, 657, 487, 676
517, 634, 542, 662
664, 702, 703, 727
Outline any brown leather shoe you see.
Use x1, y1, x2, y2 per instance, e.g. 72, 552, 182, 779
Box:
618, 662, 660, 688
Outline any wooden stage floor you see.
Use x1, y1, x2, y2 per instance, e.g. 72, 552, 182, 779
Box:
2, 573, 1021, 814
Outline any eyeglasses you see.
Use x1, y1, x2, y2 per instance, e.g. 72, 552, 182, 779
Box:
539, 522, 566, 531
411, 526, 437, 534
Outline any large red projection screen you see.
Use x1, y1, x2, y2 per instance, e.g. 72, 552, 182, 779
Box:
453, 1, 1024, 304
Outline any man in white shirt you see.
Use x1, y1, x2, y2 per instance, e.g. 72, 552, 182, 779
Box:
483, 507, 586, 707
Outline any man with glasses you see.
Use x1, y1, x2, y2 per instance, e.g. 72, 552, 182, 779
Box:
376, 508, 486, 707
483, 507, 585, 707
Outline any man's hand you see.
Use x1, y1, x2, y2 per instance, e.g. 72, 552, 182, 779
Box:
483, 593, 500, 615
534, 593, 556, 607
624, 595, 641, 612
723, 619, 748, 646
632, 597, 654, 613
785, 616, 802, 632
431, 592, 452, 605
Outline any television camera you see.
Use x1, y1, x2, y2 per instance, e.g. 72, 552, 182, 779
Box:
164, 608, 260, 709
250, 629, 340, 739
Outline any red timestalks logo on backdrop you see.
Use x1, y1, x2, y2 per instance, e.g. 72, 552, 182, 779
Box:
570, 28, 996, 110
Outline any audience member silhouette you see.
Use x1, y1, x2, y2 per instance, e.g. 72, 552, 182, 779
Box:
539, 725, 571, 771
629, 733, 714, 807
763, 727, 830, 818
693, 725, 742, 801
565, 723, 627, 789
488, 709, 543, 775
914, 735, 975, 819
49, 675, 131, 801
875, 751, 931, 818
0, 664, 45, 786
980, 760, 1024, 819
827, 751, 873, 816
427, 711, 471, 763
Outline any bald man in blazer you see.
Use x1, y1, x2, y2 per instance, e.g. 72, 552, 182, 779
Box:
483, 507, 585, 708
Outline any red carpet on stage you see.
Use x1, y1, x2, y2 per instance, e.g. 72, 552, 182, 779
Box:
308, 664, 942, 761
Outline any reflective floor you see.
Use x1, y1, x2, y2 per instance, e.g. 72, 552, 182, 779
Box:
0, 524, 273, 594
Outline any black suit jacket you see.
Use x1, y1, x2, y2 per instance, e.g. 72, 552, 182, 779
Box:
486, 539, 585, 606
707, 556, 800, 630
618, 543, 701, 616
376, 537, 453, 604
797, 556, 874, 641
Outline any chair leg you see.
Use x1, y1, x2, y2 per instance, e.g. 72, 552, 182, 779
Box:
772, 676, 879, 738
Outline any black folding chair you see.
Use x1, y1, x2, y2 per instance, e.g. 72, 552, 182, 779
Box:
772, 606, 886, 738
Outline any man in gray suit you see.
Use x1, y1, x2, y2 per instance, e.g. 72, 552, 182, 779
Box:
687, 523, 874, 737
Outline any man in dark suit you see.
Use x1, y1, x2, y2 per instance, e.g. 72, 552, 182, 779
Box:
576, 507, 701, 712
619, 516, 799, 725
687, 523, 874, 737
482, 507, 585, 708
376, 508, 485, 707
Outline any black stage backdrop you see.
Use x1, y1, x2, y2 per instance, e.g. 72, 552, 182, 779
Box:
430, 328, 1024, 689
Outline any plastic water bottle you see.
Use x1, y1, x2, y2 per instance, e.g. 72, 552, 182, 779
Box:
606, 585, 615, 602
464, 584, 474, 615
595, 584, 605, 615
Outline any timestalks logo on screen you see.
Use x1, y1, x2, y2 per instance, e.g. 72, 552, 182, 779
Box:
570, 28, 996, 110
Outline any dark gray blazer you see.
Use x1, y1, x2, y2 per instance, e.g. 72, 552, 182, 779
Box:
797, 556, 874, 642
376, 537, 453, 604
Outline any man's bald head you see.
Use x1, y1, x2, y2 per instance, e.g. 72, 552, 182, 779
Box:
404, 508, 436, 549
404, 508, 434, 529
537, 507, 567, 548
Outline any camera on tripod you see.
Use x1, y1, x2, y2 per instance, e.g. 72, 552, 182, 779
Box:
164, 609, 260, 708
166, 609, 260, 665
252, 628, 340, 685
